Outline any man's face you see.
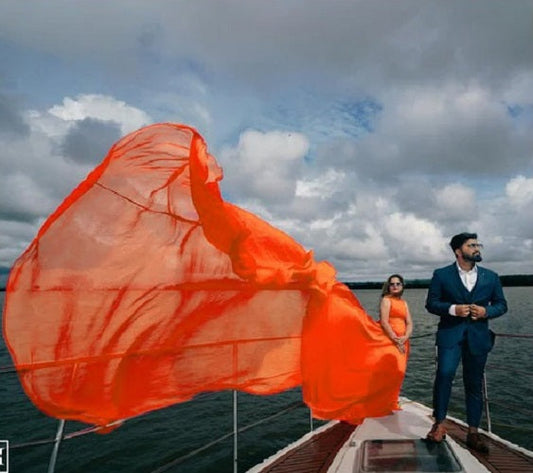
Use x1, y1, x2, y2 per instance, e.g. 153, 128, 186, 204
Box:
459, 238, 483, 263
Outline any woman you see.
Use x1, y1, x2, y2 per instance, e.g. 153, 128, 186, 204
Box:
379, 274, 413, 411
379, 274, 413, 355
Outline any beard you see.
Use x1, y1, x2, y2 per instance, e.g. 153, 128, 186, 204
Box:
463, 251, 482, 263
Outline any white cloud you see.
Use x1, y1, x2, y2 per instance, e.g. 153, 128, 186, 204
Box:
506, 175, 533, 208
49, 94, 151, 134
434, 183, 477, 220
219, 130, 309, 204
296, 169, 346, 199
384, 213, 448, 264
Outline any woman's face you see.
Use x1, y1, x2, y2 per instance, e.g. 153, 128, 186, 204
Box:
388, 277, 403, 296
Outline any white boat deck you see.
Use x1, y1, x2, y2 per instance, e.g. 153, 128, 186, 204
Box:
248, 398, 533, 473
329, 399, 489, 472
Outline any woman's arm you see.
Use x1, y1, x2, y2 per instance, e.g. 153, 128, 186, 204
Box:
399, 302, 413, 343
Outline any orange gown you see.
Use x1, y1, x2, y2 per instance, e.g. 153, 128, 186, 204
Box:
384, 296, 410, 343
3, 123, 407, 427
381, 296, 410, 407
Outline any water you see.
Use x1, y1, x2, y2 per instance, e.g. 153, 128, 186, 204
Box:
1, 287, 532, 472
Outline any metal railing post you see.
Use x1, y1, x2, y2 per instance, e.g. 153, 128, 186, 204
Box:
47, 419, 65, 473
482, 372, 492, 433
233, 390, 238, 473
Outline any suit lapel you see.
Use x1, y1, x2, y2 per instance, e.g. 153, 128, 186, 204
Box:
472, 266, 485, 295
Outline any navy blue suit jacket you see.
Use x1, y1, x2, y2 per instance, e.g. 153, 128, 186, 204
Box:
425, 263, 507, 355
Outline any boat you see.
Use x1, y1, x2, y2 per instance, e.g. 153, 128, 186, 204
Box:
246, 397, 533, 473
244, 331, 533, 473
2, 332, 532, 473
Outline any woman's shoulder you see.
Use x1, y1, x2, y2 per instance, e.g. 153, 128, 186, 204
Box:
387, 295, 407, 307
382, 295, 403, 306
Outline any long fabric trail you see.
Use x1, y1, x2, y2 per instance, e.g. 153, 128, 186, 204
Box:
2, 123, 406, 427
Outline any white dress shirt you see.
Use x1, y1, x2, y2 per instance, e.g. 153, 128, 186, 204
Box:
458, 263, 478, 291
449, 263, 477, 316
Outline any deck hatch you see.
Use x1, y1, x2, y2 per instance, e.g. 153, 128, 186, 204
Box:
359, 439, 463, 472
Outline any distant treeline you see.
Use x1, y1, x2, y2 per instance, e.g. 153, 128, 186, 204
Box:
1, 274, 532, 292
345, 274, 533, 289
344, 280, 429, 290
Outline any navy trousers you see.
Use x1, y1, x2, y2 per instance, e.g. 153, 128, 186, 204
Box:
432, 337, 488, 427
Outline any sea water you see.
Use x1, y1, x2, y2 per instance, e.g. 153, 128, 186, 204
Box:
1, 287, 532, 473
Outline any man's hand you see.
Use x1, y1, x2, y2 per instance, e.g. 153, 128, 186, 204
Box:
455, 304, 471, 317
470, 304, 487, 320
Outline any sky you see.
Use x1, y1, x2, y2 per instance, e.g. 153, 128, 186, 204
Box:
0, 0, 532, 283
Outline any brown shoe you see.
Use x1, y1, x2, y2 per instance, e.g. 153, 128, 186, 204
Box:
466, 433, 489, 454
426, 423, 447, 442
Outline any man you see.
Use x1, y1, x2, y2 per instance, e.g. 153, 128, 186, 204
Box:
425, 232, 507, 453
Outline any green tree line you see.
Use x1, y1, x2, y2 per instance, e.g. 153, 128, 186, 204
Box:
345, 274, 533, 289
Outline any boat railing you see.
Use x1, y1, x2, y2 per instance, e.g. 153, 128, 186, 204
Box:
2, 330, 532, 473
5, 392, 306, 473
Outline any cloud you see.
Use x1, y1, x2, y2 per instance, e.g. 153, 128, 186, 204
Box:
296, 169, 347, 201
0, 91, 30, 136
0, 93, 152, 266
384, 213, 448, 264
49, 94, 150, 135
0, 219, 41, 267
500, 175, 533, 240
0, 173, 56, 221
0, 1, 532, 280
219, 130, 310, 204
434, 184, 477, 221
350, 83, 533, 182
506, 175, 533, 208
61, 118, 122, 164
1, 1, 530, 90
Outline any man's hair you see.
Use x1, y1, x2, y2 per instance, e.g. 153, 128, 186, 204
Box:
449, 232, 477, 251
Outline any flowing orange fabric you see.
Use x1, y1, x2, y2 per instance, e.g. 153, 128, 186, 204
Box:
302, 286, 407, 421
3, 123, 405, 427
